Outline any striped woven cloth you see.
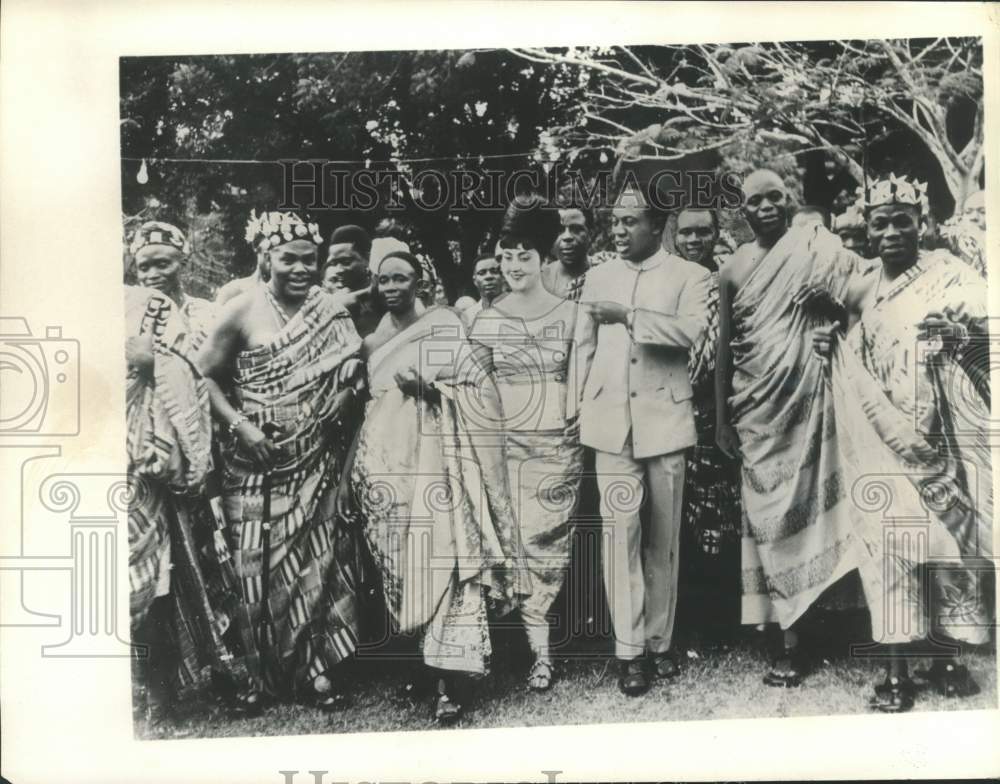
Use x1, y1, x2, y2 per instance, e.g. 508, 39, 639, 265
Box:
220, 286, 365, 695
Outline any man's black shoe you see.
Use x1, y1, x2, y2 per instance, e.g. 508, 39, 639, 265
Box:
618, 658, 650, 696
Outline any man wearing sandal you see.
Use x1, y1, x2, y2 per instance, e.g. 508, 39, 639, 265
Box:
811, 175, 993, 712
716, 169, 863, 688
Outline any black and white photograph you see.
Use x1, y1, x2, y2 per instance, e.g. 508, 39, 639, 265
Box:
2, 3, 998, 783
118, 35, 995, 739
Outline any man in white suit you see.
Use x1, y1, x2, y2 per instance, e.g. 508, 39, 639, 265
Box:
576, 182, 711, 696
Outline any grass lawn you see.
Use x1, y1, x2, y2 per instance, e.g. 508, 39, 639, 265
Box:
135, 613, 997, 741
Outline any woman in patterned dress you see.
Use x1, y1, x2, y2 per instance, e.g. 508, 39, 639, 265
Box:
341, 250, 522, 722
469, 196, 591, 691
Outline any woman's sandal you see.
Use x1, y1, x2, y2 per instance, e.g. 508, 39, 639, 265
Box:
763, 648, 808, 688
310, 674, 351, 713
870, 675, 916, 713
527, 659, 555, 693
915, 660, 981, 699
433, 677, 462, 724
229, 686, 271, 718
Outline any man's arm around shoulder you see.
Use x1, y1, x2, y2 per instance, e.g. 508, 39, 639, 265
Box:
629, 259, 711, 349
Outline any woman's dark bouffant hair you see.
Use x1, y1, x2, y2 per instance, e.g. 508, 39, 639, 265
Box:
499, 194, 560, 255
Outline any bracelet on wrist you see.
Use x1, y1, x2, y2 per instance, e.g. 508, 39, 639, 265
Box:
228, 414, 247, 436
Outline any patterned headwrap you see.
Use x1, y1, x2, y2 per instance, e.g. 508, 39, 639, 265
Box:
245, 209, 323, 252
856, 173, 929, 216
368, 237, 411, 275
129, 221, 189, 256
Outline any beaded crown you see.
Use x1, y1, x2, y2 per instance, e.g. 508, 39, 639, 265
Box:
245, 209, 323, 252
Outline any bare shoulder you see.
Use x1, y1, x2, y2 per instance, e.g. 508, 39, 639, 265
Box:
721, 243, 756, 289
847, 261, 880, 313
215, 275, 254, 305
220, 285, 257, 321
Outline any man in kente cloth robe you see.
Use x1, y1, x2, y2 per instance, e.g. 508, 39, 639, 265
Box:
196, 209, 364, 713
126, 284, 245, 724
130, 221, 217, 348
716, 169, 863, 686
811, 174, 993, 712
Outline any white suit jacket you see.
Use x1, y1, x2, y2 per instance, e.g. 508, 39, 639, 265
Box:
574, 247, 711, 459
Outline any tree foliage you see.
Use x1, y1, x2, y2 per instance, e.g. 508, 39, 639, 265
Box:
120, 50, 590, 295
510, 38, 984, 214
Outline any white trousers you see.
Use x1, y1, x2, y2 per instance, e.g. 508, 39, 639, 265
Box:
595, 435, 686, 661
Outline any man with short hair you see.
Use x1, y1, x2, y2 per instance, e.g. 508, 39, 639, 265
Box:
542, 207, 593, 301
672, 207, 742, 644
196, 209, 364, 713
125, 283, 235, 724
130, 221, 216, 347
576, 181, 711, 696
461, 252, 505, 325
716, 169, 861, 687
832, 204, 868, 257
940, 189, 987, 277
323, 224, 380, 337
811, 175, 992, 712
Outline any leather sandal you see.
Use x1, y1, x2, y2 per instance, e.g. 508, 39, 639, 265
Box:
229, 686, 271, 718
527, 659, 555, 692
870, 675, 916, 713
310, 673, 351, 712
618, 658, 649, 697
763, 648, 808, 688
433, 677, 462, 724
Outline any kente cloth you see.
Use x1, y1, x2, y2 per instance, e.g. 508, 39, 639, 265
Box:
351, 306, 523, 675
588, 250, 619, 268
470, 299, 586, 631
219, 286, 365, 694
729, 226, 863, 628
126, 286, 211, 623
939, 217, 987, 278
684, 270, 741, 548
125, 286, 239, 688
832, 251, 993, 645
541, 262, 588, 301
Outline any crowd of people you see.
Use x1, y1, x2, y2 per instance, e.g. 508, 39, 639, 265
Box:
125, 167, 992, 728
